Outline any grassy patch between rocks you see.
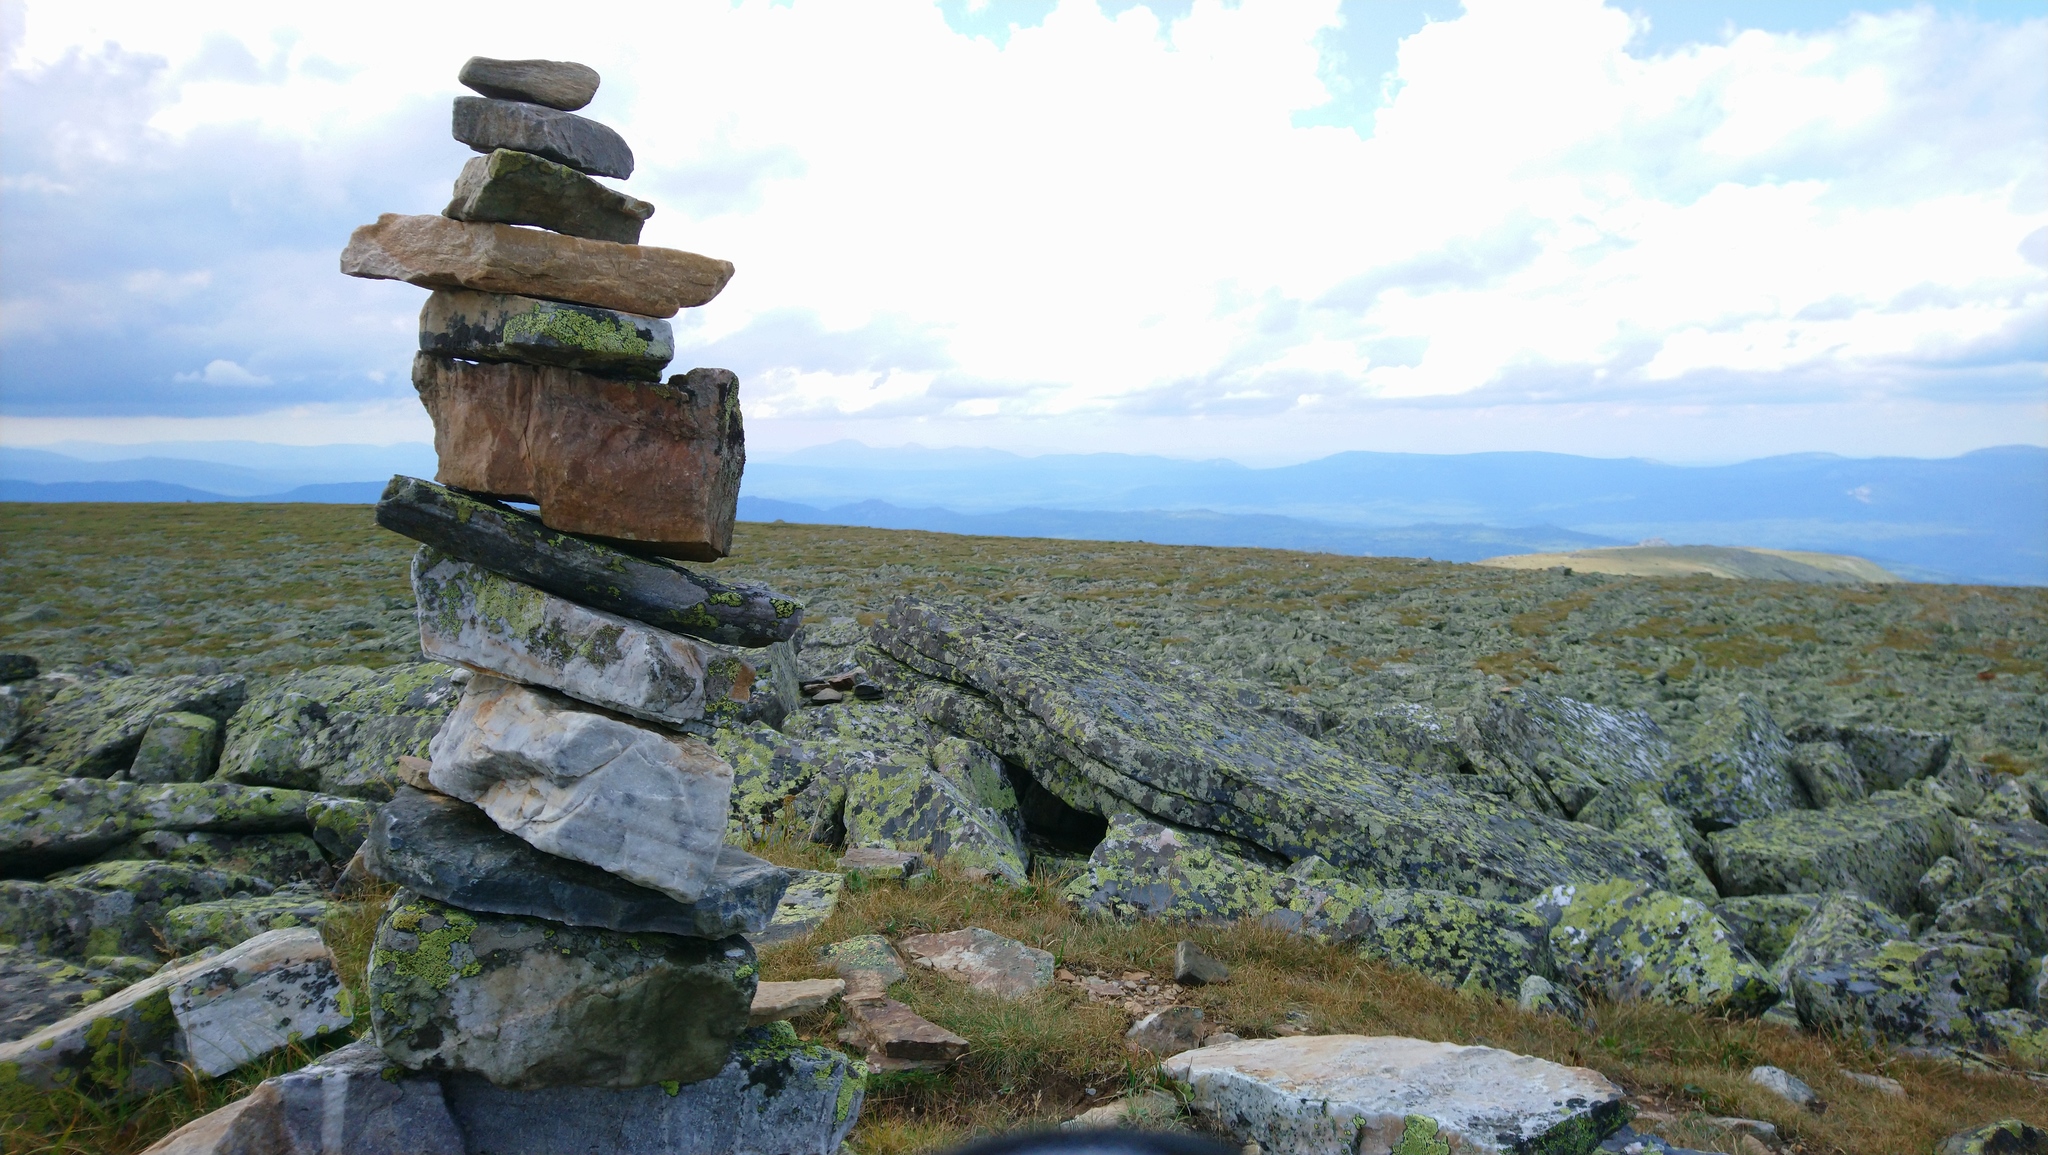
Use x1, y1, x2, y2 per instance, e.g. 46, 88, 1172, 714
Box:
752, 853, 2048, 1155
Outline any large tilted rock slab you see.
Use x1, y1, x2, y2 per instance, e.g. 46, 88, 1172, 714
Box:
428, 676, 734, 902
0, 769, 344, 875
446, 149, 653, 243
368, 891, 755, 1089
1662, 694, 1804, 832
0, 928, 349, 1100
1165, 1035, 1627, 1155
1531, 881, 1779, 1018
10, 673, 246, 778
377, 477, 799, 648
368, 785, 788, 937
413, 550, 753, 730
142, 1023, 865, 1155
1470, 685, 1671, 818
841, 742, 1029, 883
869, 599, 1658, 901
412, 355, 745, 560
460, 56, 600, 111
420, 288, 671, 379
1709, 789, 1959, 913
452, 96, 632, 178
341, 214, 730, 317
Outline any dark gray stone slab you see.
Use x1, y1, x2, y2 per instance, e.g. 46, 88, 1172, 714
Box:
452, 97, 632, 179
420, 289, 672, 380
374, 476, 801, 647
445, 148, 653, 244
366, 786, 790, 938
459, 56, 600, 111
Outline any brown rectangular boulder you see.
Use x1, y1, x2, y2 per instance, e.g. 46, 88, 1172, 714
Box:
411, 354, 744, 560
341, 214, 730, 318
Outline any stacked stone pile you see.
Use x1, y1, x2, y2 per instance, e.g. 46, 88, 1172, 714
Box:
143, 55, 860, 1153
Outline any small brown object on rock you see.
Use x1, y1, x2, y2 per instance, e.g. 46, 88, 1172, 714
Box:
341, 213, 731, 318
394, 755, 434, 790
413, 355, 744, 561
843, 998, 969, 1070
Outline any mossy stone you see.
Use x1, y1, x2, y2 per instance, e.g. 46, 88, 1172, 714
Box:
1533, 880, 1779, 1018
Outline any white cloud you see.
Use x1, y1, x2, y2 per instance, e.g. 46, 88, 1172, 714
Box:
173, 358, 271, 386
1, 0, 2041, 457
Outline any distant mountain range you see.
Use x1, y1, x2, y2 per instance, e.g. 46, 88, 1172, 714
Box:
4, 441, 2042, 585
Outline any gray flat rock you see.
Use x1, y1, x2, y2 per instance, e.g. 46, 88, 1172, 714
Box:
459, 57, 600, 111
452, 96, 632, 178
420, 288, 671, 379
445, 149, 653, 243
368, 785, 789, 937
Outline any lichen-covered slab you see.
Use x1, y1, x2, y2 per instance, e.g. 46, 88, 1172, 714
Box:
1164, 1034, 1627, 1155
1712, 893, 1822, 967
214, 661, 463, 799
1472, 686, 1672, 817
1661, 694, 1803, 832
166, 926, 351, 1076
1935, 1118, 2048, 1155
440, 1022, 866, 1155
369, 785, 788, 937
367, 891, 755, 1089
445, 148, 652, 243
427, 676, 733, 903
842, 749, 1028, 883
1, 859, 266, 960
413, 551, 752, 731
1936, 865, 2048, 956
1957, 817, 2048, 882
420, 289, 672, 379
158, 892, 337, 956
1707, 789, 1958, 914
1532, 881, 1779, 1018
11, 674, 246, 779
1790, 931, 2018, 1052
0, 770, 335, 875
1577, 788, 1719, 903
377, 477, 799, 649
1787, 741, 1865, 809
746, 870, 843, 947
870, 599, 1656, 901
127, 711, 221, 784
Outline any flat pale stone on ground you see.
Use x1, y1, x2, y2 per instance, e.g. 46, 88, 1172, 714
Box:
1165, 1035, 1628, 1155
376, 476, 799, 647
1061, 1089, 1181, 1131
452, 96, 632, 178
342, 214, 731, 317
837, 846, 924, 880
899, 926, 1054, 999
1746, 1065, 1816, 1109
412, 356, 745, 560
842, 997, 969, 1068
459, 57, 600, 111
1176, 940, 1231, 985
413, 550, 752, 730
368, 785, 788, 937
426, 675, 733, 903
1127, 1006, 1205, 1055
750, 978, 846, 1025
446, 149, 652, 243
368, 891, 755, 1089
1838, 1070, 1905, 1096
420, 288, 672, 379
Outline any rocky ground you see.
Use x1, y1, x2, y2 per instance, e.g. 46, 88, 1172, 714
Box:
3, 503, 2046, 1155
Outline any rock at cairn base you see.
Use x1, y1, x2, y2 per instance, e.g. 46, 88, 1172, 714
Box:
459, 56, 601, 111
427, 675, 734, 903
412, 549, 752, 729
445, 148, 655, 244
376, 476, 800, 647
420, 288, 672, 380
341, 213, 731, 318
412, 355, 745, 560
1166, 1035, 1628, 1155
452, 96, 633, 178
368, 784, 789, 938
368, 891, 755, 1089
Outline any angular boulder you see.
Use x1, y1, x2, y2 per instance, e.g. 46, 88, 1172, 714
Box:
419, 288, 672, 379
412, 356, 745, 560
1772, 891, 1910, 988
1661, 694, 1803, 831
1164, 1035, 1627, 1155
412, 551, 752, 730
426, 676, 733, 903
1531, 881, 1779, 1018
1935, 865, 2048, 956
128, 711, 222, 783
214, 662, 463, 800
841, 749, 1028, 883
342, 214, 730, 318
1708, 789, 1958, 913
1787, 740, 1865, 809
1957, 816, 2048, 881
1712, 893, 1821, 967
367, 891, 755, 1089
747, 870, 843, 947
452, 96, 633, 178
446, 149, 652, 244
11, 673, 245, 779
1471, 686, 1672, 817
899, 926, 1054, 999
368, 785, 788, 937
1790, 932, 2018, 1051
1936, 1120, 2048, 1155
1576, 787, 1719, 903
459, 56, 600, 111
1349, 885, 1553, 998
871, 600, 1656, 901
138, 1039, 465, 1155
0, 771, 335, 875
1, 858, 267, 959
375, 476, 799, 648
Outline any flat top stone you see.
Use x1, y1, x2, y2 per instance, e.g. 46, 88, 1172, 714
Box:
750, 978, 845, 1025
1166, 1035, 1628, 1155
460, 57, 600, 111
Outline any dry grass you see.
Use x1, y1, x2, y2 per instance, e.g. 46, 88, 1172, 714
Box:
748, 840, 2048, 1155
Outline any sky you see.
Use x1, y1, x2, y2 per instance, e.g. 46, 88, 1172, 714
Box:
0, 0, 2043, 465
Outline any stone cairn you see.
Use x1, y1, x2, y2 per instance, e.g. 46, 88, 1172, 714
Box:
318, 56, 860, 1153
